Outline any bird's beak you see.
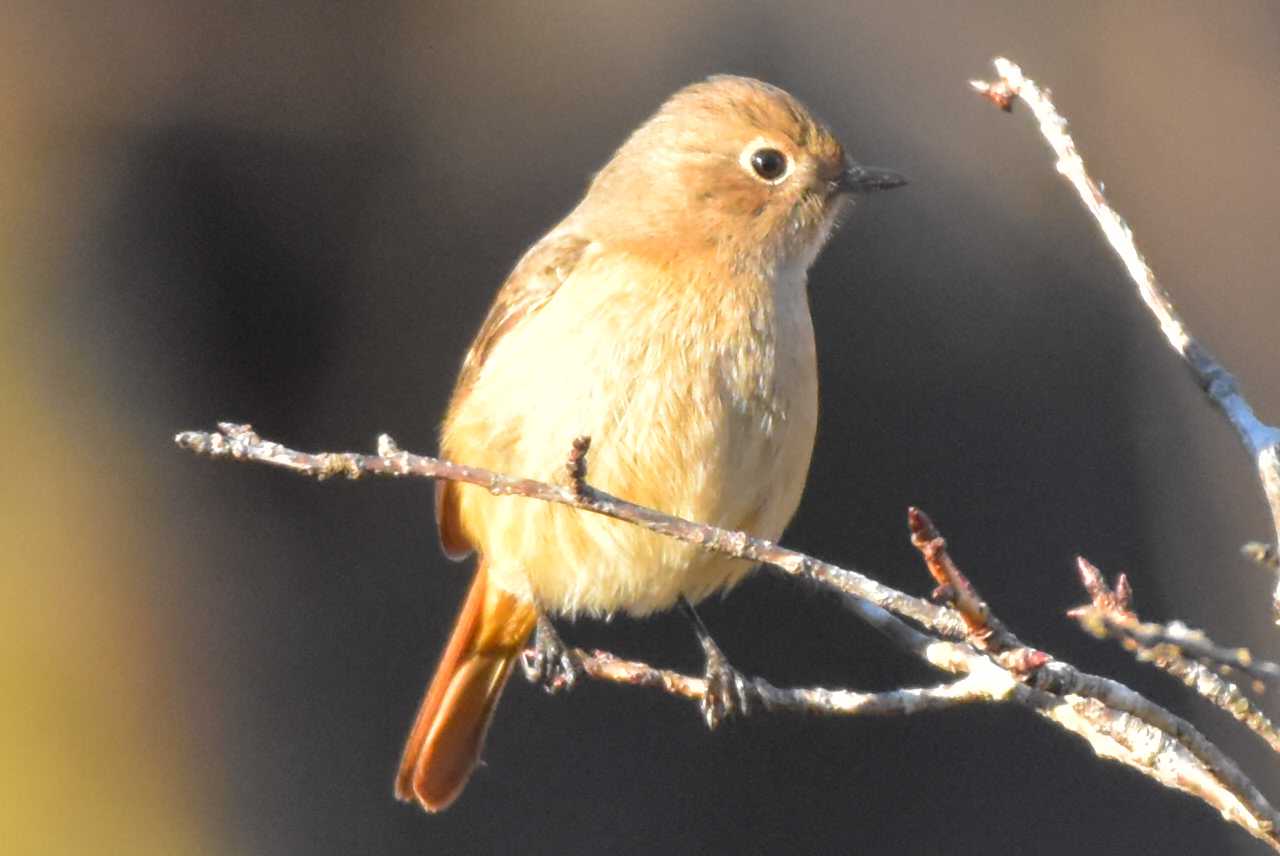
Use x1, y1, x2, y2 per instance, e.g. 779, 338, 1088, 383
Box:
837, 163, 908, 194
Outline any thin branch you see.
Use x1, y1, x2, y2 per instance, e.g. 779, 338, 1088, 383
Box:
176, 423, 1280, 848
903, 504, 1279, 840
583, 634, 1279, 844
972, 57, 1280, 617
574, 648, 1008, 717
1070, 557, 1280, 754
1014, 679, 1274, 841
175, 422, 967, 641
1027, 660, 1278, 840
1072, 558, 1280, 685
908, 506, 1049, 675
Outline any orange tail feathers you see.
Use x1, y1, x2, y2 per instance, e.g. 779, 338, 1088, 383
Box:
394, 563, 537, 811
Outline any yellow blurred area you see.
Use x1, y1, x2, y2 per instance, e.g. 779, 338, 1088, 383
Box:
0, 372, 217, 856
0, 284, 217, 850
0, 19, 216, 855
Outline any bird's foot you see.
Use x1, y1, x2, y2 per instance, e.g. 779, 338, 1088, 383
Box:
698, 633, 751, 729
679, 597, 751, 728
520, 612, 581, 694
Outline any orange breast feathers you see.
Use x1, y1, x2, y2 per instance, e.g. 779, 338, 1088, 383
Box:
437, 236, 818, 618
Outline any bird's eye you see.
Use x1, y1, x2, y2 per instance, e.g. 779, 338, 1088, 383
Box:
749, 148, 788, 182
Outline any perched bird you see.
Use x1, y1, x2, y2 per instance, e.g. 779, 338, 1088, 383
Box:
395, 74, 906, 811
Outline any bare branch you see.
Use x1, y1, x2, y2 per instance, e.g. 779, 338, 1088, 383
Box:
175, 422, 966, 641
904, 505, 1279, 844
908, 506, 1049, 675
1017, 681, 1274, 842
573, 647, 1009, 717
972, 57, 1280, 617
563, 435, 592, 500
1072, 558, 1280, 685
176, 423, 1280, 848
1027, 660, 1277, 841
1070, 557, 1280, 754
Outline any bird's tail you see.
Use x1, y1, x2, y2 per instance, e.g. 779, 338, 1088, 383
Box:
394, 562, 536, 811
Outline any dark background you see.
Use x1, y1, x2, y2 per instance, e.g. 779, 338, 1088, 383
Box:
7, 2, 1280, 853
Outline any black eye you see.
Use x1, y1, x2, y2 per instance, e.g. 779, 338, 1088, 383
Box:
749, 148, 787, 181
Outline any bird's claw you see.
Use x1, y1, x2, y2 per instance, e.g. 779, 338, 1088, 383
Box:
700, 643, 750, 729
521, 614, 581, 694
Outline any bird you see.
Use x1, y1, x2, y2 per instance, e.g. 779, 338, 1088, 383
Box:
394, 74, 906, 812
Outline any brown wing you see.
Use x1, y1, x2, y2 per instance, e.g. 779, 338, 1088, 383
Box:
436, 229, 592, 560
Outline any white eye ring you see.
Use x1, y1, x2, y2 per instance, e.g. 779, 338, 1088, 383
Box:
739, 138, 792, 184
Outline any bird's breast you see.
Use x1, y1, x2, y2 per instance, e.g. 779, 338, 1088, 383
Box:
445, 252, 818, 615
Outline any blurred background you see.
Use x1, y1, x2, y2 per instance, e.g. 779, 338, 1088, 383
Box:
6, 1, 1280, 853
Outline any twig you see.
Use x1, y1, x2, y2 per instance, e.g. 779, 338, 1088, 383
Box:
574, 648, 1008, 717
1015, 677, 1272, 841
176, 422, 967, 641
908, 507, 1048, 675
902, 505, 1277, 842
1028, 660, 1277, 841
972, 57, 1280, 617
564, 435, 592, 500
1072, 557, 1280, 685
1070, 557, 1280, 754
583, 630, 1279, 845
176, 423, 1280, 848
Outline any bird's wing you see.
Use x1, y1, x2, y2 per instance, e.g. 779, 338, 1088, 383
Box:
435, 229, 593, 560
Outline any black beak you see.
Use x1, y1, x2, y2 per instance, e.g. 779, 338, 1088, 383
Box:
838, 163, 908, 194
